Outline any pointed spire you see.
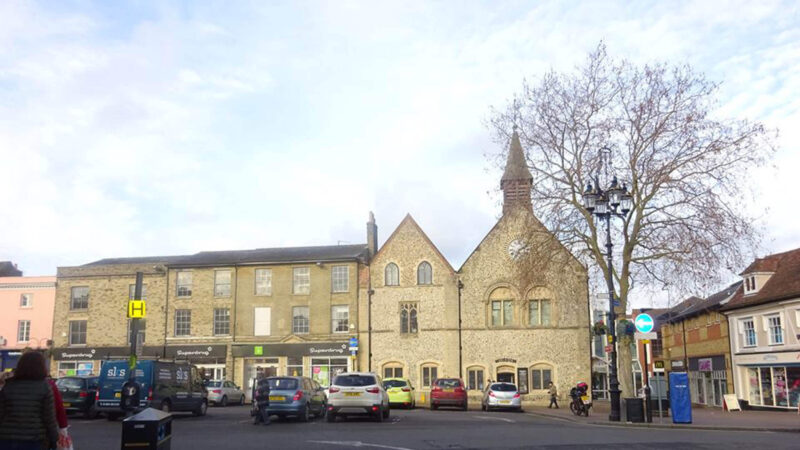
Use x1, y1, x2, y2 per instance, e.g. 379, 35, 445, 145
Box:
501, 128, 532, 183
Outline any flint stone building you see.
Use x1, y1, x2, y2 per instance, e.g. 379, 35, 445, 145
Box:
360, 130, 590, 404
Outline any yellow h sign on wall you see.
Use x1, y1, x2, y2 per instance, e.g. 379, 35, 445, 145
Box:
128, 300, 146, 318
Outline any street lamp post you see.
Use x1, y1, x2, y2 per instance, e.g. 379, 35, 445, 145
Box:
583, 174, 632, 422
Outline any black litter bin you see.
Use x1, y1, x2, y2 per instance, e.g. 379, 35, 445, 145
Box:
121, 407, 172, 450
624, 397, 644, 423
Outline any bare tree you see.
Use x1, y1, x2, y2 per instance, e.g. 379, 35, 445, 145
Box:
490, 43, 775, 397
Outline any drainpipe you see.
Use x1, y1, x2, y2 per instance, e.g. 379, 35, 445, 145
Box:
681, 320, 689, 372
163, 267, 170, 357
457, 279, 464, 380
232, 264, 238, 383
368, 281, 374, 372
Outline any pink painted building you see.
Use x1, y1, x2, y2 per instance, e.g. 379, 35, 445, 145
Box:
0, 274, 56, 370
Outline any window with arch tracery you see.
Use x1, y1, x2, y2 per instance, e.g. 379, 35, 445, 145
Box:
417, 261, 432, 285
400, 303, 418, 334
385, 263, 399, 286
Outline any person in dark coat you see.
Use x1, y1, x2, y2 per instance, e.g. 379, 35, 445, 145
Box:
0, 351, 59, 449
253, 377, 271, 425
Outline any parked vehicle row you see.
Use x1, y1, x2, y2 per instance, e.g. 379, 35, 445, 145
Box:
55, 365, 521, 425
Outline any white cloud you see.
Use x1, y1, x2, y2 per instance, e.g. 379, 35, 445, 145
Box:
0, 0, 798, 311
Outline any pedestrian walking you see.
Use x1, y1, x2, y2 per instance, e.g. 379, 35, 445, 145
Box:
0, 351, 59, 450
548, 381, 559, 409
253, 377, 271, 425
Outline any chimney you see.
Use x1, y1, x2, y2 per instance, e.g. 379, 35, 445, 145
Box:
367, 212, 378, 260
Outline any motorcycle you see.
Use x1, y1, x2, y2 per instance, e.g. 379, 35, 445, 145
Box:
569, 382, 592, 417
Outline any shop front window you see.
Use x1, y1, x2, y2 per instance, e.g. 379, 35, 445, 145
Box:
773, 367, 788, 407
760, 367, 774, 406
748, 367, 760, 405
788, 367, 800, 408
287, 357, 303, 377
57, 361, 94, 377
311, 357, 347, 387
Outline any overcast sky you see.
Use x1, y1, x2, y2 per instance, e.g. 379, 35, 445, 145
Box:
1, 1, 798, 307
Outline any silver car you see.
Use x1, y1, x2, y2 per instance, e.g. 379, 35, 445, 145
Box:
326, 372, 390, 422
481, 382, 522, 411
205, 380, 245, 406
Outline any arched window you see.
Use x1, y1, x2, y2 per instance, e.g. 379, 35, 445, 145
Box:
385, 263, 399, 286
489, 287, 514, 327
421, 363, 439, 388
467, 366, 485, 391
383, 363, 404, 379
530, 363, 554, 390
528, 287, 552, 326
417, 261, 432, 285
400, 303, 418, 334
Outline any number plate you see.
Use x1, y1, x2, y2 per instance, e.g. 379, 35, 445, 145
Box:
63, 402, 71, 407
444, 388, 454, 392
269, 396, 285, 401
114, 392, 121, 398
581, 395, 590, 402
345, 392, 361, 397
498, 400, 510, 405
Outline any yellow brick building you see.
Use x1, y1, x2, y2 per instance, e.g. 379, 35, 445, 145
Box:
52, 246, 369, 399
659, 282, 740, 407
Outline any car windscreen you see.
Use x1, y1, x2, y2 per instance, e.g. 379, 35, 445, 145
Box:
490, 383, 517, 392
383, 380, 408, 389
435, 379, 461, 388
205, 381, 222, 387
333, 375, 376, 387
268, 378, 299, 390
56, 378, 83, 390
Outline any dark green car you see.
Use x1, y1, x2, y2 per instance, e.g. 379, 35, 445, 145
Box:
56, 376, 100, 419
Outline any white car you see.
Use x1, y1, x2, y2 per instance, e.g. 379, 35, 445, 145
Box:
326, 372, 390, 422
205, 380, 245, 406
481, 382, 522, 411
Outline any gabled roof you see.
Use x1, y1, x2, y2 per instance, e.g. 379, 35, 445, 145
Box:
84, 255, 187, 266
662, 281, 742, 322
83, 244, 368, 268
722, 247, 800, 312
0, 261, 22, 277
170, 244, 368, 267
500, 129, 532, 184
372, 214, 455, 273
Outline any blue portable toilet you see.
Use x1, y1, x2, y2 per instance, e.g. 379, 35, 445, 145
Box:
669, 372, 692, 424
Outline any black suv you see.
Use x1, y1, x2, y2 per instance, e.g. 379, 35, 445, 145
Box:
56, 376, 100, 419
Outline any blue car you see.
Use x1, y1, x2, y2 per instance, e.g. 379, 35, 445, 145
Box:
265, 376, 327, 421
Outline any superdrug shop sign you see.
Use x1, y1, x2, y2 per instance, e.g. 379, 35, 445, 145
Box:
52, 347, 131, 361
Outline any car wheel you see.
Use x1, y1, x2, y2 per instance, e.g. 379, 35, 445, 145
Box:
193, 400, 207, 417
374, 406, 384, 423
481, 403, 486, 411
83, 405, 96, 420
462, 402, 468, 411
221, 395, 228, 407
326, 411, 336, 422
300, 404, 310, 422
318, 403, 327, 418
431, 403, 438, 410
240, 394, 246, 406
106, 413, 120, 421
383, 405, 390, 419
160, 401, 171, 414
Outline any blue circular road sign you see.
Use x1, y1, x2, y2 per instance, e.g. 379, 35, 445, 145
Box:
634, 313, 654, 333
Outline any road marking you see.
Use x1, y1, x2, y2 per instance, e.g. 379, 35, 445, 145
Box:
308, 440, 414, 450
475, 415, 514, 423
390, 416, 402, 424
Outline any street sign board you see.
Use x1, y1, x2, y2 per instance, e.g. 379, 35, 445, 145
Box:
604, 344, 613, 353
634, 313, 654, 333
635, 332, 657, 340
349, 337, 358, 351
128, 300, 146, 319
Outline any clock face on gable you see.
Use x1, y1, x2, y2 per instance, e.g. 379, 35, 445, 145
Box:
507, 239, 530, 260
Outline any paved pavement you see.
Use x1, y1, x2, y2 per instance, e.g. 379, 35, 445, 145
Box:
67, 404, 798, 449
526, 400, 800, 432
